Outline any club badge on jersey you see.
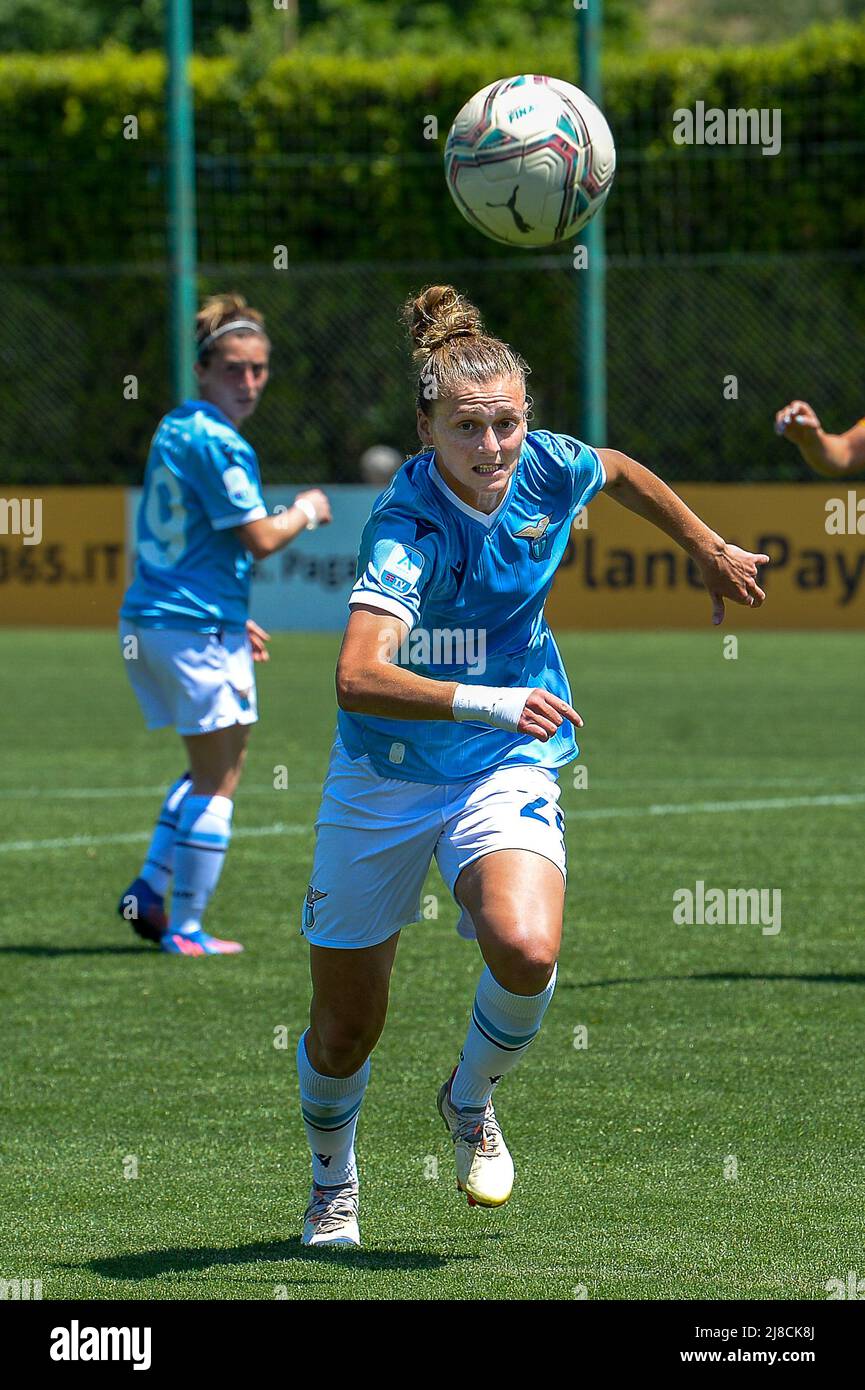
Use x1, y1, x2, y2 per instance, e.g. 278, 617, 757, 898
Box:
514, 514, 552, 561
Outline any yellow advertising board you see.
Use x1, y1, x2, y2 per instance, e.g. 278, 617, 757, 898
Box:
0, 488, 126, 627
0, 482, 862, 630
547, 485, 865, 630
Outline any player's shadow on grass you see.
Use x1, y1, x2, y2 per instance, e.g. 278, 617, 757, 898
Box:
0, 945, 152, 956
563, 971, 865, 988
80, 1239, 468, 1281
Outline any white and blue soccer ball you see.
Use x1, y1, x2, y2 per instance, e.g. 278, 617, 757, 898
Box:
444, 74, 616, 248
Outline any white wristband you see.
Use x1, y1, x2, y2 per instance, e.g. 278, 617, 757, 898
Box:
293, 497, 319, 530
452, 683, 531, 732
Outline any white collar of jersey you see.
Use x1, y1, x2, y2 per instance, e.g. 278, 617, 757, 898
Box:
428, 455, 514, 529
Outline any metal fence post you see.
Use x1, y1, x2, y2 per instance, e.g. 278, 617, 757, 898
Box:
577, 0, 607, 447
167, 0, 198, 403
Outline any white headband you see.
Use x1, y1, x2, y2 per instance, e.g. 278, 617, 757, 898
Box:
197, 319, 266, 357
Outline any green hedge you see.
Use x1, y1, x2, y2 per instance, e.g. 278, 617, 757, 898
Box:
4, 25, 865, 485
2, 22, 865, 266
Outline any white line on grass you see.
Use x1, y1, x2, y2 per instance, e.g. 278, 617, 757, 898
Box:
0, 823, 309, 854
566, 792, 865, 820
0, 784, 324, 800
0, 791, 862, 854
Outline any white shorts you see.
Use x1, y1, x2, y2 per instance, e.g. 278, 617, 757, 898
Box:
302, 735, 567, 950
119, 620, 258, 736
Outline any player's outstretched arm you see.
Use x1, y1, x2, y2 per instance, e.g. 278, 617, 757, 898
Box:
236, 488, 332, 559
336, 607, 581, 742
774, 400, 865, 477
598, 448, 769, 627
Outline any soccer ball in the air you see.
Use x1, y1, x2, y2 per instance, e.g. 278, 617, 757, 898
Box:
444, 74, 616, 248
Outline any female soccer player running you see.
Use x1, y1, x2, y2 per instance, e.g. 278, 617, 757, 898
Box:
297, 285, 769, 1245
118, 293, 331, 956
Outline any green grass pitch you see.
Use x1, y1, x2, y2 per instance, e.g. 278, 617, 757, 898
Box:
0, 628, 862, 1301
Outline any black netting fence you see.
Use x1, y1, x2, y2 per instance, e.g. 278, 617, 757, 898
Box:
5, 251, 865, 485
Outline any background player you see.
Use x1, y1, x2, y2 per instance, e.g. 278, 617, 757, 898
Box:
118, 292, 331, 956
296, 284, 769, 1245
775, 400, 865, 476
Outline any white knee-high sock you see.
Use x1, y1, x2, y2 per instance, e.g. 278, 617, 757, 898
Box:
140, 772, 193, 896
450, 965, 558, 1111
169, 794, 233, 935
297, 1031, 369, 1188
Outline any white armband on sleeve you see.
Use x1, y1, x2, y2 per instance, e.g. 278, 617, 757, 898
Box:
452, 684, 531, 732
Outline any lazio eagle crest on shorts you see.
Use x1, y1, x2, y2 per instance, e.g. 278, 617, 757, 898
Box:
514, 514, 551, 560
303, 885, 328, 933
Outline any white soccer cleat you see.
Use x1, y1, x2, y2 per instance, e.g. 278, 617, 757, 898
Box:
301, 1182, 360, 1247
437, 1068, 514, 1208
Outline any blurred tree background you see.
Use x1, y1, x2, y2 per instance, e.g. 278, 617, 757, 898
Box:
3, 0, 865, 55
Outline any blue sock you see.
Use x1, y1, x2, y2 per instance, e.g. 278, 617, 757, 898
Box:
450, 965, 558, 1111
140, 772, 192, 897
296, 1031, 369, 1188
169, 794, 233, 935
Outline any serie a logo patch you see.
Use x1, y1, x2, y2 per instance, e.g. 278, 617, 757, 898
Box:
378, 541, 425, 594
222, 463, 256, 506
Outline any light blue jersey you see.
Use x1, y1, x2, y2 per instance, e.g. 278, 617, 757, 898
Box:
339, 429, 606, 783
121, 400, 267, 632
